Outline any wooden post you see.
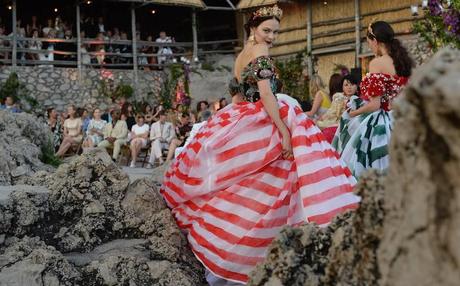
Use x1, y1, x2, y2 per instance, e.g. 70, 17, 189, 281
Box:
242, 13, 247, 43
306, 0, 313, 76
192, 9, 198, 61
76, 2, 82, 80
12, 0, 17, 69
354, 0, 361, 67
131, 4, 138, 91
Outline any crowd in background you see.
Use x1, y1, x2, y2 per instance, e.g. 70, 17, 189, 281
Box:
41, 95, 230, 168
0, 15, 177, 67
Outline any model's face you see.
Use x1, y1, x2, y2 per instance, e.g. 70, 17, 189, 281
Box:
252, 18, 280, 47
343, 80, 357, 96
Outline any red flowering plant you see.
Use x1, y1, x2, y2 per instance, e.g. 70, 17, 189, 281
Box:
414, 0, 460, 51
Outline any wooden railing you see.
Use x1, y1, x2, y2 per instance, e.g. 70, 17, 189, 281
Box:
0, 36, 240, 69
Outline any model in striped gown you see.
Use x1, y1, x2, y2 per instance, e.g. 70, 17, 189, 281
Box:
333, 21, 413, 179
160, 5, 360, 284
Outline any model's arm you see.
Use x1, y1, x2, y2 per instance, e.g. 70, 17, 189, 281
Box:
253, 44, 292, 158
306, 91, 323, 117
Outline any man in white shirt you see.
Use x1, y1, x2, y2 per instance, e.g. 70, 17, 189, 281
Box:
155, 31, 173, 65
147, 111, 174, 167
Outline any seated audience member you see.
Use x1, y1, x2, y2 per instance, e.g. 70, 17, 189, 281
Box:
56, 105, 83, 157
306, 74, 331, 119
218, 97, 228, 110
129, 114, 150, 168
97, 110, 128, 162
165, 112, 193, 162
174, 110, 212, 158
82, 108, 107, 148
0, 96, 21, 113
46, 107, 62, 151
147, 110, 174, 167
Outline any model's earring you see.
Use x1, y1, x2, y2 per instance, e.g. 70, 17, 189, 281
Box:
248, 33, 255, 43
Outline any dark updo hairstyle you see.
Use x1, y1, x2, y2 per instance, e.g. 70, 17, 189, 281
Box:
368, 21, 414, 77
244, 12, 280, 39
341, 74, 361, 96
328, 73, 343, 100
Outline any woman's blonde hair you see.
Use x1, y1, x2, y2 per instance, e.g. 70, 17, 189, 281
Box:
309, 74, 327, 97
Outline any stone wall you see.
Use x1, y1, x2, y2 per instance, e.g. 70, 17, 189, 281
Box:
0, 66, 166, 112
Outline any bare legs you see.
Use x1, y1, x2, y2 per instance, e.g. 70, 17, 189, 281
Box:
130, 138, 145, 167
56, 136, 77, 157
166, 138, 182, 162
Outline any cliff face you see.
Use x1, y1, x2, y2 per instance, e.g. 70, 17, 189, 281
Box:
248, 48, 460, 286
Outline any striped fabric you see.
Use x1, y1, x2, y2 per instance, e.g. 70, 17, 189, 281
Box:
338, 109, 393, 178
332, 95, 365, 154
160, 97, 360, 284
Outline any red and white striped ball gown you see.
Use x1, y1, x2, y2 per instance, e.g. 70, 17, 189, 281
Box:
160, 56, 360, 284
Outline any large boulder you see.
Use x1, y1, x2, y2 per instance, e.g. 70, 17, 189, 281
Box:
0, 110, 54, 185
378, 48, 460, 286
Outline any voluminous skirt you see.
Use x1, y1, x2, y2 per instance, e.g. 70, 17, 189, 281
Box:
160, 96, 360, 283
338, 108, 393, 179
332, 95, 366, 155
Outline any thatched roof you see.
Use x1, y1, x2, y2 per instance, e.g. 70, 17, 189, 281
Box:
237, 0, 278, 10
108, 0, 206, 8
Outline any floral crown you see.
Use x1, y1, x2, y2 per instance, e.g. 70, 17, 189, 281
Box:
252, 5, 283, 21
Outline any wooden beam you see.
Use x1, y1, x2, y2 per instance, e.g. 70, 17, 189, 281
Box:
354, 0, 361, 67
12, 0, 17, 69
131, 4, 139, 91
192, 9, 198, 61
306, 0, 313, 76
76, 2, 82, 80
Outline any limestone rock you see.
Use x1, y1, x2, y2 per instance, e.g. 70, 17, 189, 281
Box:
0, 236, 81, 286
378, 48, 460, 286
0, 148, 206, 285
0, 111, 54, 185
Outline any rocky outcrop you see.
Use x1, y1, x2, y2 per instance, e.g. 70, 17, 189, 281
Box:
0, 110, 54, 186
378, 48, 460, 286
248, 48, 460, 286
0, 149, 205, 285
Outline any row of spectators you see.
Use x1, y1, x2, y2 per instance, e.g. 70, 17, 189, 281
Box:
43, 96, 230, 167
0, 15, 176, 67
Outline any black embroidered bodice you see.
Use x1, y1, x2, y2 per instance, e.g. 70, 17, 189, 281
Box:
229, 56, 278, 103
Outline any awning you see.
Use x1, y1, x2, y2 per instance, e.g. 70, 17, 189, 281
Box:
237, 0, 278, 10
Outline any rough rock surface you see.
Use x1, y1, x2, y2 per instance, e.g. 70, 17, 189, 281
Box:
0, 110, 54, 185
378, 48, 460, 286
0, 149, 205, 285
0, 67, 166, 112
248, 171, 384, 286
248, 48, 460, 286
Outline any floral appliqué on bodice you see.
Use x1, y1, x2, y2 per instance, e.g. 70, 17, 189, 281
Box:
360, 73, 408, 111
240, 56, 278, 103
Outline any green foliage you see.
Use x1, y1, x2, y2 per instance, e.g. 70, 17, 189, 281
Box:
414, 1, 460, 51
39, 140, 61, 167
275, 54, 309, 101
114, 83, 134, 99
98, 78, 134, 102
0, 72, 39, 111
